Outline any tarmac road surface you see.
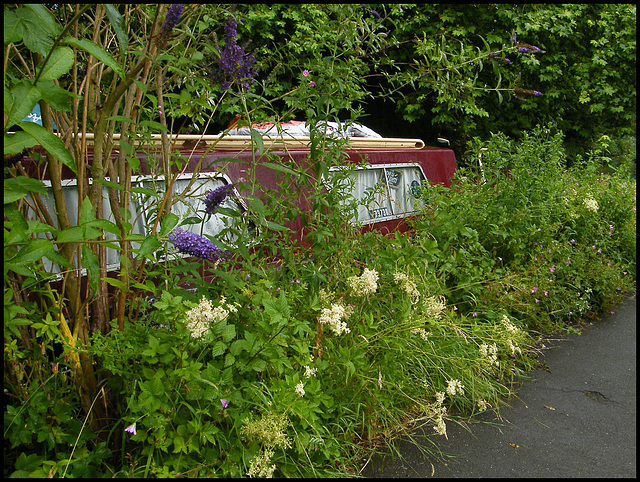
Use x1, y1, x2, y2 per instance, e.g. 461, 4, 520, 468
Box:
360, 292, 636, 478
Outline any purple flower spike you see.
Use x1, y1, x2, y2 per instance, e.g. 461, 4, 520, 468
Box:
168, 228, 231, 261
209, 16, 258, 90
204, 184, 234, 214
157, 4, 184, 46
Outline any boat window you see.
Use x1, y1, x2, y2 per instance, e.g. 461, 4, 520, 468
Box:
327, 163, 427, 225
24, 173, 245, 275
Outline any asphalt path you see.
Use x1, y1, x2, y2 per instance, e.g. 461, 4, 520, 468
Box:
360, 292, 636, 478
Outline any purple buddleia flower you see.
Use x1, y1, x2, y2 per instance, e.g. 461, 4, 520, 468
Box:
204, 184, 234, 214
517, 43, 545, 54
209, 16, 258, 91
157, 4, 184, 46
168, 228, 231, 261
510, 31, 517, 44
514, 87, 543, 97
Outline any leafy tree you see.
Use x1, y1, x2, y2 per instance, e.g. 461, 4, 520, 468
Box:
365, 4, 636, 162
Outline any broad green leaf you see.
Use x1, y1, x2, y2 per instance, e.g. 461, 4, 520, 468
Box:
4, 11, 22, 44
135, 236, 162, 260
180, 216, 202, 226
85, 218, 121, 237
55, 226, 80, 244
5, 260, 33, 278
127, 155, 141, 172
81, 245, 100, 295
18, 121, 77, 175
79, 196, 97, 225
108, 115, 136, 124
61, 37, 125, 81
43, 249, 73, 269
11, 7, 54, 56
37, 80, 78, 112
139, 120, 169, 132
35, 47, 74, 82
247, 196, 266, 216
261, 161, 300, 178
211, 341, 226, 358
8, 238, 53, 265
104, 4, 129, 60
221, 324, 236, 343
159, 212, 179, 236
92, 178, 124, 191
81, 225, 104, 240
130, 186, 155, 197
6, 81, 41, 130
25, 4, 62, 37
4, 204, 29, 238
250, 128, 264, 155
101, 277, 127, 290
4, 189, 28, 204
250, 359, 267, 372
264, 220, 291, 232
4, 177, 47, 204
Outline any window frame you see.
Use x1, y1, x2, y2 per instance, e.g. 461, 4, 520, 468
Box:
25, 171, 247, 277
326, 162, 428, 226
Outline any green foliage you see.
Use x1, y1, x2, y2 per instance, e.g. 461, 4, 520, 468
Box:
4, 4, 636, 479
412, 125, 636, 333
381, 4, 636, 162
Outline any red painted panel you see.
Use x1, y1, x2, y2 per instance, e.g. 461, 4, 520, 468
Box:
20, 143, 457, 242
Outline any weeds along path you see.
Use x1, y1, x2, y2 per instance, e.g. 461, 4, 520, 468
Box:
361, 291, 636, 478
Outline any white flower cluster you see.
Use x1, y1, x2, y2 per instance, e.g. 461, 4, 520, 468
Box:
247, 448, 276, 478
477, 399, 489, 412
393, 272, 420, 303
241, 412, 292, 450
242, 412, 291, 478
318, 303, 353, 336
184, 295, 236, 339
583, 196, 599, 213
346, 268, 379, 296
446, 379, 465, 397
506, 339, 522, 356
479, 342, 499, 366
425, 295, 447, 320
500, 315, 523, 356
429, 391, 448, 436
294, 381, 305, 398
411, 327, 432, 342
501, 314, 519, 334
303, 365, 318, 378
